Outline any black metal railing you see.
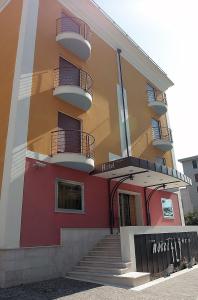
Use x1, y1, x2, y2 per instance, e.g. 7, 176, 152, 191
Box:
51, 129, 95, 159
152, 126, 173, 143
54, 67, 93, 96
147, 90, 167, 105
56, 16, 91, 42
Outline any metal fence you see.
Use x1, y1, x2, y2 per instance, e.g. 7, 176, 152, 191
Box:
54, 67, 93, 96
147, 90, 167, 104
56, 16, 91, 42
51, 129, 95, 159
152, 126, 173, 143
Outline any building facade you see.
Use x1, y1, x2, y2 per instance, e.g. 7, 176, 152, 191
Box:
0, 0, 192, 287
179, 156, 198, 212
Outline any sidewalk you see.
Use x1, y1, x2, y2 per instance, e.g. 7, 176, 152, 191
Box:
0, 267, 198, 299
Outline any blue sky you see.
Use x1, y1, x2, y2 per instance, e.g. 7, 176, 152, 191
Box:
94, 0, 198, 170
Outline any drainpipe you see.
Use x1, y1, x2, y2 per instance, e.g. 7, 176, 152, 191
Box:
117, 49, 130, 157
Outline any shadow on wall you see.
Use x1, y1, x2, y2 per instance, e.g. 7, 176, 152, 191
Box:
22, 69, 164, 166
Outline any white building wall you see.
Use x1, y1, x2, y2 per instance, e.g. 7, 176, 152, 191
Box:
180, 158, 198, 212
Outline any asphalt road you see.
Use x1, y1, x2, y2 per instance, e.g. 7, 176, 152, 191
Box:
0, 267, 198, 300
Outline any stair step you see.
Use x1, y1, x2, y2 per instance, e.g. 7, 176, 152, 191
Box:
83, 256, 122, 262
93, 246, 121, 252
89, 251, 121, 257
98, 240, 121, 246
73, 265, 128, 275
79, 260, 132, 269
67, 271, 150, 288
94, 245, 121, 250
103, 235, 120, 240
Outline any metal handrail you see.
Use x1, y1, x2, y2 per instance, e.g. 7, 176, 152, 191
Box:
54, 67, 93, 96
147, 90, 167, 105
51, 129, 95, 159
56, 16, 91, 42
152, 126, 173, 143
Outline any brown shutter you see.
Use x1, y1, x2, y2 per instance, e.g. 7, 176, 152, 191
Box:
58, 112, 81, 154
59, 57, 80, 87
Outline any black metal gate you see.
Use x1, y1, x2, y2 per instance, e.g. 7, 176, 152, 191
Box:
134, 232, 198, 275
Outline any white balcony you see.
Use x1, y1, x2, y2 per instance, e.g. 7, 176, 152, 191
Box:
147, 89, 168, 116
50, 130, 95, 173
148, 101, 167, 116
56, 17, 91, 60
53, 67, 93, 111
152, 127, 173, 152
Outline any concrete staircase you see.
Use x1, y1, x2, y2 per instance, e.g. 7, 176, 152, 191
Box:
67, 235, 150, 288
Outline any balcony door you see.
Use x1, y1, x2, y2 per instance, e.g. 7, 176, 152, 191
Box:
59, 57, 80, 87
58, 112, 81, 154
152, 118, 161, 140
147, 84, 156, 103
61, 12, 80, 34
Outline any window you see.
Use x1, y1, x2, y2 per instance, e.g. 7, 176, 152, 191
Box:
56, 180, 84, 212
147, 84, 156, 103
192, 160, 197, 169
161, 198, 174, 219
195, 174, 198, 182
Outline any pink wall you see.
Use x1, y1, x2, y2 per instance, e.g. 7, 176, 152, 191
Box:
113, 182, 181, 227
20, 158, 182, 247
21, 158, 109, 247
148, 189, 181, 226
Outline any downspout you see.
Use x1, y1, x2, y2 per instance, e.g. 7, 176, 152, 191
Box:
117, 49, 130, 157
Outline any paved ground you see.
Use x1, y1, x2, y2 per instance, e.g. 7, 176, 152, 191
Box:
0, 268, 198, 300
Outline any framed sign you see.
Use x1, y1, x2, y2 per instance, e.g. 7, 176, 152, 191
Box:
161, 198, 174, 219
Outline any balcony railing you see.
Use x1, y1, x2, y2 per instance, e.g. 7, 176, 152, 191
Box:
147, 90, 167, 105
51, 129, 95, 159
54, 67, 93, 96
56, 16, 91, 42
152, 126, 173, 143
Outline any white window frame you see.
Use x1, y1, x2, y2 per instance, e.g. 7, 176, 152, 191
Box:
55, 178, 85, 214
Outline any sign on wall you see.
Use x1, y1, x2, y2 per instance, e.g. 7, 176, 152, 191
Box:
134, 232, 198, 275
161, 198, 174, 219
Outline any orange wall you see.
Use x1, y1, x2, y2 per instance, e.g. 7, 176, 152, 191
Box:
27, 0, 173, 168
0, 0, 23, 191
122, 57, 173, 167
27, 0, 120, 165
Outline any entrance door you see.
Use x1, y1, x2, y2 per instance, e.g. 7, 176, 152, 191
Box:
59, 57, 80, 87
119, 193, 137, 226
58, 112, 81, 154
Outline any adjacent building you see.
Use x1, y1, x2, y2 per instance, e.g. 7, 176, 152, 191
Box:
0, 0, 194, 288
179, 155, 198, 213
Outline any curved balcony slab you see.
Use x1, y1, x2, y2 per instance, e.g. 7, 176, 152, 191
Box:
50, 153, 95, 173
56, 32, 91, 60
53, 85, 92, 111
153, 140, 173, 152
148, 101, 167, 115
